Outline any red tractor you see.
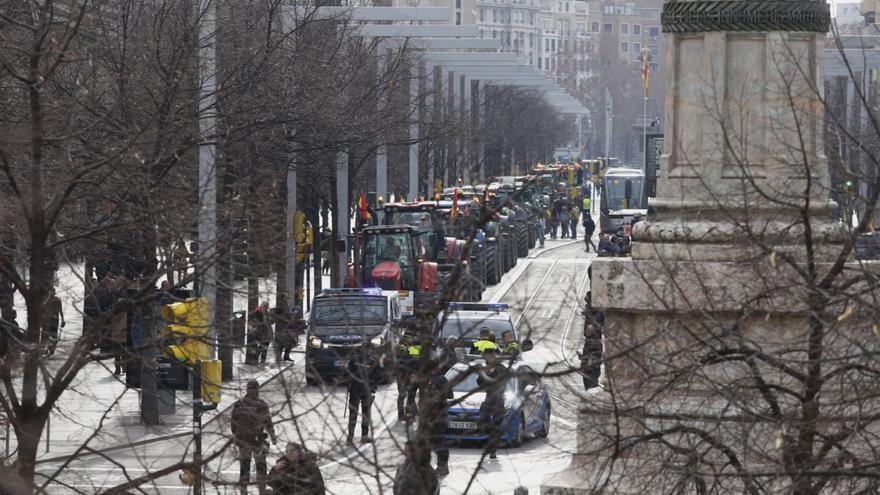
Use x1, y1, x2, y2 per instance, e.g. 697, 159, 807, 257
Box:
382, 202, 482, 301
347, 225, 439, 316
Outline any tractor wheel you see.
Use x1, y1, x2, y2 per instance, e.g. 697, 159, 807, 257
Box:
516, 223, 529, 257
485, 243, 500, 285
528, 221, 537, 248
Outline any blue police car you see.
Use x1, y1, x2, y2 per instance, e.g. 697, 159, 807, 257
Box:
443, 360, 551, 447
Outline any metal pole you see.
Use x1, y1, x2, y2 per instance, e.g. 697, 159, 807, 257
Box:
461, 74, 470, 184
427, 66, 436, 196
409, 62, 420, 200
336, 151, 349, 287
197, 0, 217, 358
192, 362, 203, 495
286, 160, 296, 300
376, 47, 388, 219
604, 87, 613, 159
642, 94, 648, 176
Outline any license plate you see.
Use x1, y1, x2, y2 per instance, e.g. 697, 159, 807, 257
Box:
334, 360, 348, 368
447, 421, 476, 430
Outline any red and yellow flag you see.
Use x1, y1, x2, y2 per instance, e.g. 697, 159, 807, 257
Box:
641, 48, 650, 98
358, 192, 369, 220
450, 188, 459, 219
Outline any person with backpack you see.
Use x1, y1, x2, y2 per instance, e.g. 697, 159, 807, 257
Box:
569, 207, 580, 240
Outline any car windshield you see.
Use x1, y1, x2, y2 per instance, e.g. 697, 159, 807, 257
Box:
440, 316, 514, 341
310, 298, 387, 328
604, 176, 644, 210
446, 366, 517, 394
394, 212, 432, 233
363, 233, 412, 266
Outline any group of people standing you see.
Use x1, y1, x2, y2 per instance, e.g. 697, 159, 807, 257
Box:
247, 298, 303, 366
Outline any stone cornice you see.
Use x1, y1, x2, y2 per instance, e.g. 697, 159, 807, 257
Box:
662, 1, 831, 34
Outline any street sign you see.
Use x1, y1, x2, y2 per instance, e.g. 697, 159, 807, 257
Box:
645, 133, 664, 198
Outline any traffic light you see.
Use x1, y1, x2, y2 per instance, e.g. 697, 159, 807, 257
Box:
161, 297, 210, 365
293, 211, 312, 264
433, 178, 443, 201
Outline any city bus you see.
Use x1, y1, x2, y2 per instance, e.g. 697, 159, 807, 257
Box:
599, 167, 648, 236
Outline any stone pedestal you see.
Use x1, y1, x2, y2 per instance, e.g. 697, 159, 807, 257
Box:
540, 1, 880, 493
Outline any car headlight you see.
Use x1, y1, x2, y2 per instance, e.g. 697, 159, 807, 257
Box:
308, 336, 323, 349
370, 335, 384, 347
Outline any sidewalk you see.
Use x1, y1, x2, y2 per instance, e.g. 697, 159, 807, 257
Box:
4, 263, 310, 464
31, 348, 298, 465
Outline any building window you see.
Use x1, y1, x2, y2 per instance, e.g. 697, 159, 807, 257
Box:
633, 24, 641, 35
455, 0, 461, 8
648, 26, 660, 38
456, 12, 461, 24
621, 23, 628, 35
632, 42, 641, 55
479, 8, 485, 22
650, 62, 659, 72
591, 21, 599, 32
621, 42, 628, 53
565, 2, 569, 12
603, 23, 613, 33
576, 22, 585, 33
538, 57, 542, 68
545, 57, 550, 69
551, 39, 556, 51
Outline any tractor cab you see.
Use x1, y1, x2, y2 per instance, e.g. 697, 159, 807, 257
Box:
382, 202, 445, 262
357, 226, 422, 291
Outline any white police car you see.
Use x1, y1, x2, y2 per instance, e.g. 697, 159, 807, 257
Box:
443, 359, 551, 447
434, 302, 532, 355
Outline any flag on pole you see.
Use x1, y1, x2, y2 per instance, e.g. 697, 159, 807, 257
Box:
641, 47, 650, 98
450, 188, 459, 219
358, 192, 369, 221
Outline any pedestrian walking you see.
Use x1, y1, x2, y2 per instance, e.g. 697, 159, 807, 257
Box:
273, 296, 298, 363
249, 302, 273, 365
559, 205, 570, 239
109, 280, 128, 376
268, 442, 326, 495
41, 287, 65, 356
582, 214, 596, 252
231, 379, 278, 495
393, 441, 439, 495
345, 349, 381, 445
569, 207, 580, 240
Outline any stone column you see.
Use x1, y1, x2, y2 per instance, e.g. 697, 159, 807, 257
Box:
542, 1, 861, 493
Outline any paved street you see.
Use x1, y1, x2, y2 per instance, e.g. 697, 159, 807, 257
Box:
32, 232, 593, 494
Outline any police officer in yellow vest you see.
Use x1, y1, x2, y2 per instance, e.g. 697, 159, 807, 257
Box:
581, 195, 591, 214
472, 329, 499, 354
501, 330, 520, 356
397, 334, 421, 421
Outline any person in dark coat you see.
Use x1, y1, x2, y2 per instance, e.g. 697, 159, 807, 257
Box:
232, 379, 278, 495
580, 324, 603, 390
582, 214, 596, 252
249, 302, 273, 365
273, 296, 298, 363
420, 374, 452, 477
268, 442, 325, 495
477, 349, 509, 460
41, 287, 65, 356
346, 349, 382, 445
393, 441, 439, 495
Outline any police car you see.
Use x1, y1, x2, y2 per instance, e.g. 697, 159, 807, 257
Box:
433, 302, 532, 356
305, 288, 402, 385
443, 359, 551, 446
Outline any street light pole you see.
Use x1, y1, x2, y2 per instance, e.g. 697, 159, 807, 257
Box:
197, 0, 217, 358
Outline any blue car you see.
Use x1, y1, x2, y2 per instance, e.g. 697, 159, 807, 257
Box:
444, 360, 551, 447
